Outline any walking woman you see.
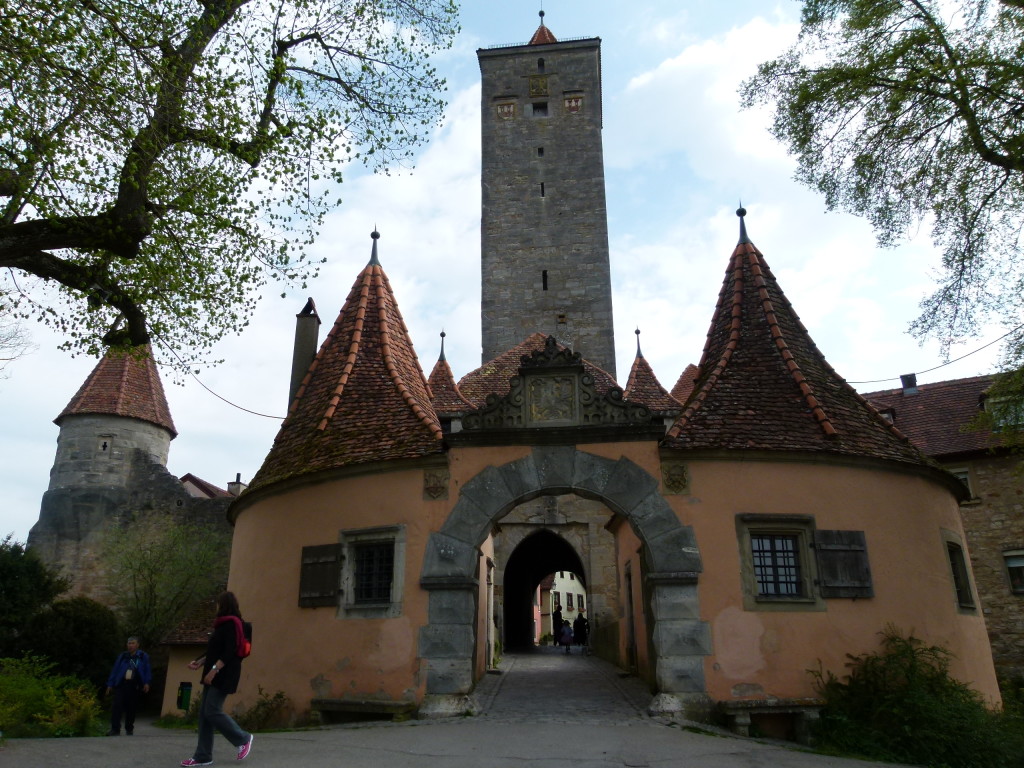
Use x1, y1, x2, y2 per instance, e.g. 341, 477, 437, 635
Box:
180, 591, 254, 766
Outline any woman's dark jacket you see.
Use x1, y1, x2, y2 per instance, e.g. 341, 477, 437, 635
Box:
202, 619, 242, 694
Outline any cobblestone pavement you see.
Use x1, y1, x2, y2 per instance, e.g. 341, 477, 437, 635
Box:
0, 646, 909, 768
475, 645, 655, 723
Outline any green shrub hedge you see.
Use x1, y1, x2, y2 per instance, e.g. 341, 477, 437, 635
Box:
0, 656, 102, 738
812, 626, 1024, 768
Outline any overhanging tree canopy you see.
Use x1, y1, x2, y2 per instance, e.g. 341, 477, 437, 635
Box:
742, 0, 1024, 364
0, 0, 458, 364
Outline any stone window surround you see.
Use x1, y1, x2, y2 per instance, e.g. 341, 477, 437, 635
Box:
736, 514, 825, 613
340, 525, 406, 619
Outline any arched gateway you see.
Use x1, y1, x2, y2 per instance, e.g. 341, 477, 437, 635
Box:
418, 445, 711, 716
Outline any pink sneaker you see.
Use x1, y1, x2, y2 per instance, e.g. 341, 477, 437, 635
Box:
180, 760, 212, 767
237, 734, 254, 761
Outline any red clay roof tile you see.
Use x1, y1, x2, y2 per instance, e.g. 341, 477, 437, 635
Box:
458, 333, 618, 407
671, 364, 699, 405
428, 352, 474, 416
624, 349, 682, 415
247, 238, 442, 492
863, 375, 1001, 458
529, 21, 558, 45
56, 344, 176, 437
664, 232, 928, 468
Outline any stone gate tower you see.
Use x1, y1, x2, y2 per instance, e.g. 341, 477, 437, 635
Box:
478, 13, 616, 377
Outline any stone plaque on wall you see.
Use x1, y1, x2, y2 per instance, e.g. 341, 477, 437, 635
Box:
527, 375, 577, 425
424, 468, 449, 500
529, 75, 548, 97
496, 102, 515, 120
661, 460, 689, 494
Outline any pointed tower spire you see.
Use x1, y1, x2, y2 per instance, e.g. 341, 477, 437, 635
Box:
248, 231, 441, 492
529, 9, 558, 45
368, 228, 381, 265
666, 212, 927, 468
737, 204, 750, 245
428, 330, 473, 417
624, 329, 682, 417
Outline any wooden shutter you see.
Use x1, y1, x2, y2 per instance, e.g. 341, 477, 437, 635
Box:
299, 543, 342, 607
813, 530, 873, 599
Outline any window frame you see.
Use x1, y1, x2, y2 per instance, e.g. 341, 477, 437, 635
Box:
1004, 549, 1024, 595
941, 529, 976, 612
736, 514, 824, 612
340, 525, 405, 618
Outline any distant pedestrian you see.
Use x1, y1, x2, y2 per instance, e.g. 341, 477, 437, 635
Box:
105, 636, 151, 736
573, 611, 589, 649
180, 591, 254, 767
559, 620, 573, 654
551, 604, 563, 640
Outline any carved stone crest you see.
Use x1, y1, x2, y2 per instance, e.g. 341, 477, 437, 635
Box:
462, 336, 651, 432
564, 96, 583, 113
661, 460, 689, 494
496, 102, 515, 120
423, 468, 449, 500
529, 75, 549, 97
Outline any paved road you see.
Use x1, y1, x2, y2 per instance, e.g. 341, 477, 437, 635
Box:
1, 646, 906, 768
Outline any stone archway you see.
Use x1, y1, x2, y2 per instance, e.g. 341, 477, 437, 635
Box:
417, 446, 710, 717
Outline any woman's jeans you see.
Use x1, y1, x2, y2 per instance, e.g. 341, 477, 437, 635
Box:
193, 685, 250, 761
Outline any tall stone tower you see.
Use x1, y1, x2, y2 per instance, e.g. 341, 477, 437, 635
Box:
478, 13, 616, 378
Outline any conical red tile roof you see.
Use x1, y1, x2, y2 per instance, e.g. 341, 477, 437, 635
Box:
624, 334, 681, 415
529, 14, 558, 45
56, 344, 176, 437
247, 234, 442, 492
664, 214, 927, 467
458, 333, 618, 407
671, 364, 699, 405
427, 333, 473, 417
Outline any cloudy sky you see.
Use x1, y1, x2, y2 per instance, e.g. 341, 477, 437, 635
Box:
2, 1, 1008, 542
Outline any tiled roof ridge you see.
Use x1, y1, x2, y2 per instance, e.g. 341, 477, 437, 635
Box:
624, 353, 681, 412
668, 243, 836, 439
375, 268, 442, 438
667, 237, 918, 456
428, 355, 474, 414
297, 264, 439, 438
671, 363, 699, 404
529, 13, 558, 45
57, 343, 177, 437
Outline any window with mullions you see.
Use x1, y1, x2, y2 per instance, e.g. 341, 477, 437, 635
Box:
736, 514, 824, 612
751, 534, 802, 597
353, 541, 394, 604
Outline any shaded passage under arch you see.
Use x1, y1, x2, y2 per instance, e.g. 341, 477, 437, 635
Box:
417, 446, 711, 718
503, 529, 586, 649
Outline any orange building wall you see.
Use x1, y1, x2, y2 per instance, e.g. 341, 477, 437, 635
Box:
679, 458, 999, 705
226, 465, 453, 715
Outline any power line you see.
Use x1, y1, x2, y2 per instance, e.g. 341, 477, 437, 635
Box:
847, 323, 1023, 386
153, 333, 287, 420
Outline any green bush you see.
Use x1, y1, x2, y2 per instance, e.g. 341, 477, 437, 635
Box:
236, 687, 290, 731
812, 626, 1024, 768
17, 596, 121, 686
0, 656, 101, 737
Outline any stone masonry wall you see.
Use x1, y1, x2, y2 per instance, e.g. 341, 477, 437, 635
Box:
956, 453, 1024, 678
479, 39, 616, 377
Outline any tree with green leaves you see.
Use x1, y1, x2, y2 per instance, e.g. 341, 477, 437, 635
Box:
0, 0, 458, 365
0, 534, 69, 656
743, 0, 1024, 367
101, 517, 230, 648
17, 596, 122, 685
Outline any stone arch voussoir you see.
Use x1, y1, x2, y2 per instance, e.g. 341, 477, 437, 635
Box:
417, 446, 710, 718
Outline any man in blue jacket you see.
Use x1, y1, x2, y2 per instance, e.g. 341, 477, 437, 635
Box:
105, 636, 152, 735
